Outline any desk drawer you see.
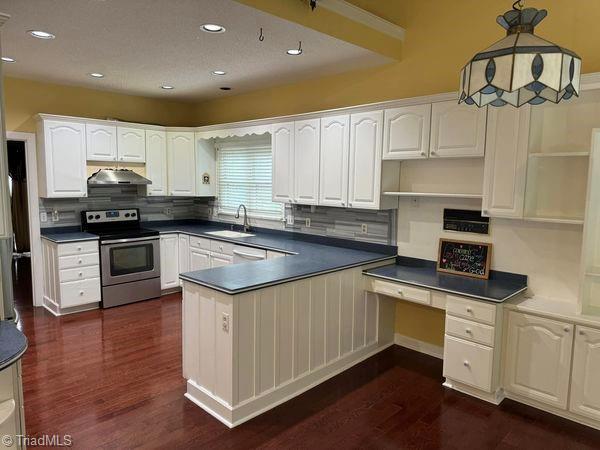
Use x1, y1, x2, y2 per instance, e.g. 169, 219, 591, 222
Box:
58, 253, 99, 269
443, 335, 494, 392
57, 240, 98, 256
446, 295, 496, 325
59, 266, 100, 283
445, 315, 495, 347
371, 279, 431, 306
189, 236, 211, 251
60, 278, 101, 308
210, 240, 234, 255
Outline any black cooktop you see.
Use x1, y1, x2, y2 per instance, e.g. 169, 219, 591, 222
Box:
93, 228, 159, 243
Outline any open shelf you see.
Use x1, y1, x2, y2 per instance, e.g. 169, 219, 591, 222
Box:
529, 152, 590, 158
384, 192, 482, 199
523, 216, 584, 226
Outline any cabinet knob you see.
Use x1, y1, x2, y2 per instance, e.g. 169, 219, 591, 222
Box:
79, 291, 84, 296
430, 150, 437, 156
341, 202, 345, 206
397, 289, 403, 295
564, 326, 571, 333
78, 259, 82, 264
77, 246, 82, 251
463, 361, 470, 367
465, 328, 472, 334
78, 272, 83, 277
466, 307, 473, 313
579, 330, 586, 336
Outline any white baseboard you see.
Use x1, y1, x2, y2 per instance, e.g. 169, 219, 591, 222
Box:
394, 333, 444, 359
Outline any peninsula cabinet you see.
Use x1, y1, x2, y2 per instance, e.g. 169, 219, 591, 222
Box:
86, 123, 118, 161
481, 106, 530, 218
430, 101, 486, 158
272, 122, 295, 203
570, 326, 600, 422
167, 131, 196, 196
503, 311, 573, 409
319, 115, 350, 207
145, 129, 168, 196
294, 119, 320, 205
116, 126, 146, 162
160, 234, 179, 290
382, 104, 431, 160
37, 118, 88, 198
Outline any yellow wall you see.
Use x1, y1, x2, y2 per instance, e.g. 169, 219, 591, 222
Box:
3, 77, 195, 133
195, 0, 600, 125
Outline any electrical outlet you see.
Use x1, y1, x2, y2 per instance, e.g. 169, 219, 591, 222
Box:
52, 210, 60, 222
222, 313, 230, 333
361, 223, 368, 234
40, 212, 48, 223
305, 218, 311, 227
164, 207, 172, 215
286, 214, 294, 226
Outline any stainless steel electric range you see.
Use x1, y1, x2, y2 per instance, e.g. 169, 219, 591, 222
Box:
81, 208, 161, 308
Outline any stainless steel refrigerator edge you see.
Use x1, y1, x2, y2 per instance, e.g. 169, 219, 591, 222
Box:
0, 12, 15, 320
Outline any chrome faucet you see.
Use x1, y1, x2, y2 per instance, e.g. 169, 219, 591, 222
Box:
235, 204, 250, 232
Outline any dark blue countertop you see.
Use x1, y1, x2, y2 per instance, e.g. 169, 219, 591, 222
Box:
41, 226, 99, 243
147, 221, 397, 294
0, 321, 27, 371
363, 256, 528, 303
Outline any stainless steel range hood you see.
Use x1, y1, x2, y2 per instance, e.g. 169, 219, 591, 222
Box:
88, 169, 152, 185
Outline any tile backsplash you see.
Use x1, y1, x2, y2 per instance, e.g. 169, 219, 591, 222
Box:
40, 188, 395, 245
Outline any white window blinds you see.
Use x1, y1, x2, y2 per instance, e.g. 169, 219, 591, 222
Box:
216, 135, 283, 220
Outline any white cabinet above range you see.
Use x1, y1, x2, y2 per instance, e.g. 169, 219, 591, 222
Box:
85, 123, 146, 163
117, 126, 146, 162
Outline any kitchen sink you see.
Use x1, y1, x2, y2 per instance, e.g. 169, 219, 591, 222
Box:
205, 230, 255, 238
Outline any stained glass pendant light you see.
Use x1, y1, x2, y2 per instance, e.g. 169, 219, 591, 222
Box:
459, 0, 581, 107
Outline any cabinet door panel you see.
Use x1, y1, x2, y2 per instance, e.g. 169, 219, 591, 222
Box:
319, 115, 349, 207
167, 132, 196, 196
160, 235, 179, 290
383, 104, 431, 160
430, 101, 486, 158
117, 126, 146, 162
86, 124, 117, 161
294, 119, 320, 205
348, 111, 383, 209
210, 254, 232, 268
482, 107, 529, 218
145, 130, 168, 196
570, 326, 600, 421
43, 120, 87, 197
190, 248, 210, 271
504, 311, 573, 409
272, 122, 295, 203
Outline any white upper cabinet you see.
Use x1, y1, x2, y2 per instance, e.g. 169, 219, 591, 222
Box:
294, 119, 320, 205
430, 101, 486, 158
195, 137, 217, 197
319, 115, 350, 207
272, 122, 295, 203
570, 326, 600, 421
86, 124, 117, 161
504, 311, 573, 409
383, 104, 431, 160
482, 106, 530, 218
348, 110, 383, 209
37, 119, 88, 198
145, 129, 167, 196
117, 126, 146, 162
167, 131, 196, 196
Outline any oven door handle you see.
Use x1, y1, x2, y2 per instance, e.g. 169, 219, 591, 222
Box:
101, 236, 159, 245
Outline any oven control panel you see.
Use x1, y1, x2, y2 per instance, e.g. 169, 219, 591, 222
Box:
83, 209, 139, 224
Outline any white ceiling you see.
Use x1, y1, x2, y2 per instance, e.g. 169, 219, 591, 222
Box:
0, 0, 390, 102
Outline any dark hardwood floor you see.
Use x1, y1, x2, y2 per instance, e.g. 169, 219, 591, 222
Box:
11, 258, 600, 449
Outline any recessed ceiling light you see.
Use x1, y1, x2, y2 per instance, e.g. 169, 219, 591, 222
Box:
89, 72, 104, 78
1, 57, 15, 63
286, 48, 303, 56
201, 24, 225, 33
28, 30, 55, 39
160, 85, 174, 90
220, 87, 232, 91
212, 70, 226, 76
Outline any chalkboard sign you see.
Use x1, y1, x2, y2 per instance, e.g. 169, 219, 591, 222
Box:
437, 239, 492, 279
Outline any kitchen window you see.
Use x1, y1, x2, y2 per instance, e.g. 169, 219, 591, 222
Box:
216, 135, 283, 220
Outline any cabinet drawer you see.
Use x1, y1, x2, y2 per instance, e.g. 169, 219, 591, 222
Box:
446, 295, 496, 325
58, 253, 99, 269
445, 315, 495, 347
57, 240, 98, 256
59, 266, 100, 283
210, 240, 234, 255
60, 278, 101, 308
443, 335, 494, 392
189, 236, 211, 251
371, 279, 431, 306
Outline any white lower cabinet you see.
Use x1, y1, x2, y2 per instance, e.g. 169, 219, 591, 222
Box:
569, 326, 600, 421
41, 239, 101, 315
444, 335, 494, 392
210, 253, 233, 268
160, 234, 179, 290
0, 363, 25, 449
503, 311, 573, 409
190, 248, 210, 271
